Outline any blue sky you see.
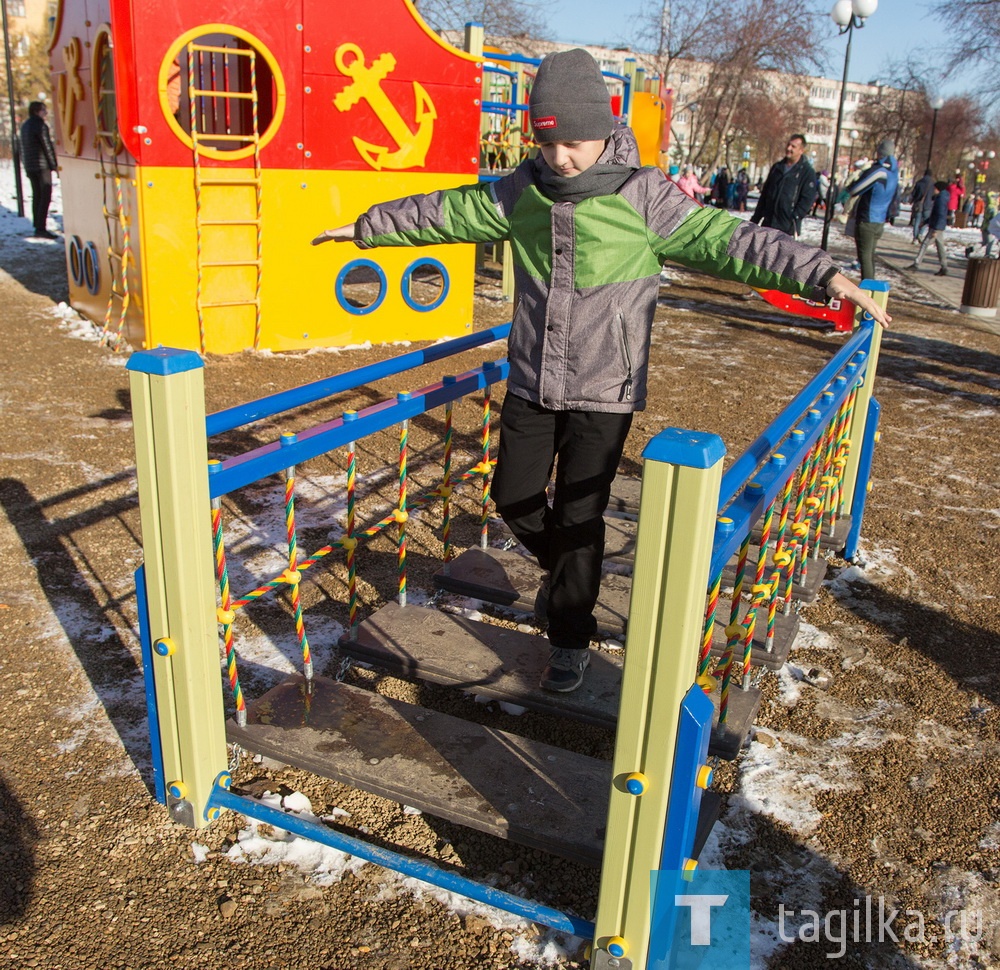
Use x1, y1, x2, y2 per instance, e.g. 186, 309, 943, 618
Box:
542, 0, 974, 97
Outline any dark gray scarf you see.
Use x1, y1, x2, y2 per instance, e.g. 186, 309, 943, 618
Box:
535, 158, 636, 203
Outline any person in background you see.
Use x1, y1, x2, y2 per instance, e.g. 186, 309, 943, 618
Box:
908, 181, 950, 276
812, 170, 831, 217
711, 165, 730, 208
847, 137, 900, 281
676, 164, 711, 201
751, 133, 816, 237
966, 195, 999, 258
910, 168, 934, 243
946, 175, 962, 225
734, 167, 750, 211
19, 101, 59, 240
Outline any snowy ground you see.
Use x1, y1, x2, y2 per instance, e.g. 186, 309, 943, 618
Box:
1, 157, 997, 969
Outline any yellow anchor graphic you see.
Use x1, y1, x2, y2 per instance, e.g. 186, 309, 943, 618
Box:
333, 43, 436, 171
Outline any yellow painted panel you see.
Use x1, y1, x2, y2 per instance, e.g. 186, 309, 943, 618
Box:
136, 166, 477, 355
631, 92, 666, 169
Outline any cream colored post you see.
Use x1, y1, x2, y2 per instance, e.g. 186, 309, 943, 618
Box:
592, 429, 725, 969
840, 284, 888, 511
128, 348, 227, 828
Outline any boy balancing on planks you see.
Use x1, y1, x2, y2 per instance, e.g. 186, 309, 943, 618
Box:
314, 48, 890, 693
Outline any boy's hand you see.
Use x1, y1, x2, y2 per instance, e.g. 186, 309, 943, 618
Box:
311, 225, 356, 246
825, 272, 892, 329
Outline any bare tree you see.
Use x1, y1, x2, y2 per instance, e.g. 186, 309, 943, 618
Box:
412, 0, 547, 37
628, 0, 727, 89
676, 0, 825, 171
931, 0, 1000, 98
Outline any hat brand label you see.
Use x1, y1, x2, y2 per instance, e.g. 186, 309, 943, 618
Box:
533, 116, 558, 130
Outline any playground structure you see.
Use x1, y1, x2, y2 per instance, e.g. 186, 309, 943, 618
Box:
47, 0, 670, 354
128, 281, 887, 968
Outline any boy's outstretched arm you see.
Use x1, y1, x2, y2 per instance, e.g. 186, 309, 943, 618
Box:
312, 225, 356, 245
824, 272, 892, 329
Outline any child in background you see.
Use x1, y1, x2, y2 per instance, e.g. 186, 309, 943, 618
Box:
313, 49, 890, 694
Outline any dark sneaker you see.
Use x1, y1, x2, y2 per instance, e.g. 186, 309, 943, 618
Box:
533, 576, 550, 626
965, 246, 974, 258
935, 268, 948, 276
539, 647, 590, 693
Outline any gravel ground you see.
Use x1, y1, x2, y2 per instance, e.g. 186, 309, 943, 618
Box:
0, 233, 998, 970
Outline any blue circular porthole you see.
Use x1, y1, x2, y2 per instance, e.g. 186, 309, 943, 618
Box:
83, 241, 101, 295
401, 257, 449, 312
336, 259, 387, 315
69, 235, 85, 286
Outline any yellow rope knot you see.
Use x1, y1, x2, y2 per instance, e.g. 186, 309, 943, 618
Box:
282, 569, 302, 584
340, 537, 358, 552
822, 475, 838, 487
216, 607, 236, 625
471, 461, 492, 476
725, 622, 744, 640
792, 522, 809, 537
806, 497, 822, 510
773, 551, 792, 568
393, 509, 409, 524
696, 674, 716, 695
438, 484, 453, 498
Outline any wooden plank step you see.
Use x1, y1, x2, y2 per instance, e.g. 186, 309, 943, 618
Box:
607, 476, 851, 555
341, 602, 759, 761
708, 609, 800, 671
750, 514, 853, 554
228, 673, 723, 867
227, 674, 610, 867
436, 546, 821, 640
608, 476, 641, 515
434, 547, 632, 638
721, 554, 827, 606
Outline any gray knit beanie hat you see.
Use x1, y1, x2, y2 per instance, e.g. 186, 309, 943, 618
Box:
877, 138, 895, 158
529, 49, 613, 143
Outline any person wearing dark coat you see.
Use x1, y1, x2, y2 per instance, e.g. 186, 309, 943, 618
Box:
910, 169, 934, 242
711, 166, 731, 208
908, 181, 950, 276
19, 101, 59, 239
750, 134, 817, 236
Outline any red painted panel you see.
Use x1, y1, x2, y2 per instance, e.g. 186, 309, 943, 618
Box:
108, 0, 304, 168
302, 0, 480, 173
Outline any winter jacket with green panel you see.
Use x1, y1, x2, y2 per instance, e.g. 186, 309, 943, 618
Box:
353, 127, 841, 413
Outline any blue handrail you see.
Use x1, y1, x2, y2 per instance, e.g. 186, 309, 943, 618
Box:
206, 324, 511, 437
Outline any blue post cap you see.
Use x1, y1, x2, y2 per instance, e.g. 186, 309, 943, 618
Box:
642, 428, 725, 469
127, 348, 204, 376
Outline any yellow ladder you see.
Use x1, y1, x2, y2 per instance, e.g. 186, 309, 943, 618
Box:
98, 144, 133, 352
188, 41, 264, 352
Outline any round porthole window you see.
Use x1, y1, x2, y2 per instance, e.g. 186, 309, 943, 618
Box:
336, 260, 387, 315
69, 235, 85, 286
401, 258, 449, 312
83, 242, 101, 295
159, 25, 285, 160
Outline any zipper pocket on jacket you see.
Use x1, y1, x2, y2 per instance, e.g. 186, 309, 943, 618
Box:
618, 314, 633, 402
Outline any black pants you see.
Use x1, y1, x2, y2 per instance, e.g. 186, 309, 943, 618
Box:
26, 169, 52, 234
492, 394, 633, 650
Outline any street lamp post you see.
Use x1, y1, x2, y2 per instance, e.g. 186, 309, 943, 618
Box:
847, 129, 859, 170
821, 0, 878, 251
926, 96, 944, 172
